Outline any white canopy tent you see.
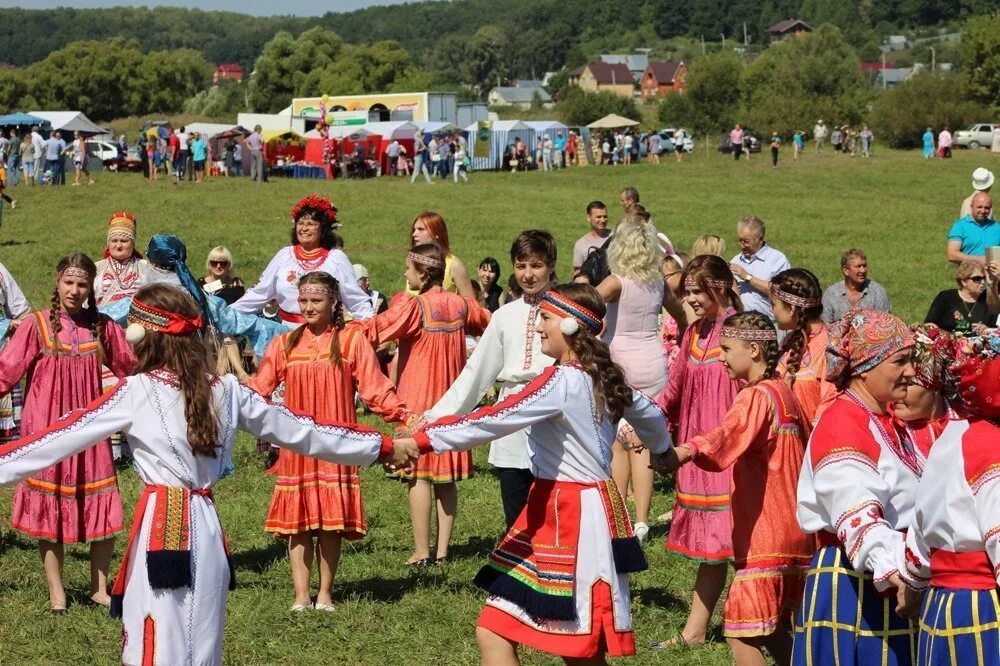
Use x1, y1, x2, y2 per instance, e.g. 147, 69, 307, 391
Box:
29, 110, 110, 138
587, 113, 639, 129
415, 121, 462, 135
364, 121, 419, 141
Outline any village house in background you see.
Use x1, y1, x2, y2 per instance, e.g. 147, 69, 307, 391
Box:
767, 18, 813, 41
569, 61, 635, 97
640, 60, 687, 100
487, 80, 553, 109
213, 63, 245, 85
599, 54, 648, 82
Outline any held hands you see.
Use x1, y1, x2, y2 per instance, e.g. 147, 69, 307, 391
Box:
649, 444, 693, 476
888, 572, 921, 619
383, 437, 420, 474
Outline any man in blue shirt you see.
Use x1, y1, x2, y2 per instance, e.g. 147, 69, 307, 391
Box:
728, 215, 790, 321
553, 131, 566, 168
44, 131, 67, 186
948, 192, 999, 263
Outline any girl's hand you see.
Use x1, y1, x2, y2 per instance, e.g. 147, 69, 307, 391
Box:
649, 445, 693, 475
384, 437, 419, 473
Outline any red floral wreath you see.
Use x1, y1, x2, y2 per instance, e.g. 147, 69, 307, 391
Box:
290, 194, 339, 224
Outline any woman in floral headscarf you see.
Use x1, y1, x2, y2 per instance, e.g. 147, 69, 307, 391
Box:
231, 195, 374, 325
903, 329, 1000, 664
891, 324, 958, 460
792, 309, 921, 666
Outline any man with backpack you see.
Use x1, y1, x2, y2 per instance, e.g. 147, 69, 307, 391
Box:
573, 200, 612, 277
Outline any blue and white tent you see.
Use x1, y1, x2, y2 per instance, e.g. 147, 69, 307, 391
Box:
524, 120, 569, 142
485, 120, 534, 171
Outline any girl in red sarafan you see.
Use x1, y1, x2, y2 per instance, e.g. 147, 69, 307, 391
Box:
352, 242, 490, 565
246, 271, 415, 612
0, 253, 135, 613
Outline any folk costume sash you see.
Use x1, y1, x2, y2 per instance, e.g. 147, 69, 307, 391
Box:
473, 479, 646, 622
109, 485, 235, 619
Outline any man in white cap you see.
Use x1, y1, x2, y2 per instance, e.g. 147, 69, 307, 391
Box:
961, 167, 994, 219
353, 263, 386, 314
813, 119, 828, 156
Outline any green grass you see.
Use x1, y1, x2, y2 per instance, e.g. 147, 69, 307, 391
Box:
0, 147, 990, 664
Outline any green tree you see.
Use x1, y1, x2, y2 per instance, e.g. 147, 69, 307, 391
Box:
0, 69, 28, 114
134, 48, 213, 115
683, 51, 744, 134
741, 24, 870, 137
248, 28, 344, 112
960, 15, 1000, 114
871, 70, 988, 148
557, 86, 640, 126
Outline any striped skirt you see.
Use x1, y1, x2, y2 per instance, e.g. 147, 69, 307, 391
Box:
918, 587, 1000, 666
792, 545, 917, 666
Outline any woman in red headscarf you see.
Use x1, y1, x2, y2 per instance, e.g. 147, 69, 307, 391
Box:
904, 330, 1000, 665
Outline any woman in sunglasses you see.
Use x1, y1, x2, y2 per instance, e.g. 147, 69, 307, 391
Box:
924, 259, 989, 332
199, 246, 245, 305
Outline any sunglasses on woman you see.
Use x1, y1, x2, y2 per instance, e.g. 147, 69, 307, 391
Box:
209, 260, 230, 268
966, 276, 985, 283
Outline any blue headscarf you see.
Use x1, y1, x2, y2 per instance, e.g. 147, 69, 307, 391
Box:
146, 234, 213, 327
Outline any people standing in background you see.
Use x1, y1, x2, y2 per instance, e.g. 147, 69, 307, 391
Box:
5, 129, 20, 186
553, 130, 565, 168
960, 168, 994, 220
860, 125, 873, 158
246, 125, 264, 182
673, 127, 688, 162
730, 124, 744, 161
145, 131, 157, 181
831, 125, 842, 153
385, 139, 401, 176
70, 131, 93, 187
770, 132, 781, 168
566, 130, 577, 166
19, 129, 35, 185
410, 133, 432, 185
729, 216, 791, 321
938, 126, 953, 158
572, 201, 611, 273
191, 132, 207, 184
813, 120, 827, 156
453, 142, 469, 183
793, 131, 804, 160
647, 130, 661, 165
176, 126, 190, 181
232, 139, 243, 177
922, 127, 935, 159
44, 130, 67, 186
30, 125, 45, 184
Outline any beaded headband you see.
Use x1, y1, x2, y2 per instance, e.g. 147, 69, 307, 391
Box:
407, 251, 445, 269
298, 283, 339, 299
107, 211, 137, 241
540, 291, 603, 335
721, 326, 777, 341
770, 285, 821, 309
125, 296, 203, 343
685, 275, 732, 291
59, 267, 92, 280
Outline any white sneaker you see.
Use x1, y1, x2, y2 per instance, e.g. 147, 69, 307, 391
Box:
634, 522, 649, 545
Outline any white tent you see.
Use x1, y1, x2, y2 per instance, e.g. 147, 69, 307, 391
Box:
29, 110, 110, 138
364, 121, 419, 141
183, 123, 238, 139
487, 120, 535, 170
237, 112, 306, 135
415, 121, 462, 135
587, 113, 639, 129
525, 120, 569, 143
304, 127, 374, 140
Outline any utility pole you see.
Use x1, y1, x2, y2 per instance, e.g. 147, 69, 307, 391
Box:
743, 23, 748, 47
701, 35, 706, 54
930, 46, 936, 73
721, 34, 726, 49
881, 51, 887, 90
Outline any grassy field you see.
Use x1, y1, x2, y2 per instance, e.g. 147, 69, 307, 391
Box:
0, 146, 995, 665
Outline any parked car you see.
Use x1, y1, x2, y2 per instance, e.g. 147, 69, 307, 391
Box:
955, 124, 997, 149
637, 129, 695, 156
718, 129, 762, 154
85, 140, 118, 162
659, 128, 695, 153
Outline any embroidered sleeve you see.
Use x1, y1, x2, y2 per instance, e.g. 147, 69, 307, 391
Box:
231, 251, 281, 314
809, 405, 903, 590
425, 313, 505, 420
623, 390, 672, 454
0, 315, 41, 394
688, 387, 770, 472
902, 521, 932, 590
352, 294, 422, 347
0, 379, 133, 485
236, 381, 389, 465
417, 365, 566, 454
327, 251, 374, 320
965, 427, 1000, 585
348, 330, 411, 424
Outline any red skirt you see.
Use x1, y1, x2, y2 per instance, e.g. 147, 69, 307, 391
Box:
264, 449, 365, 539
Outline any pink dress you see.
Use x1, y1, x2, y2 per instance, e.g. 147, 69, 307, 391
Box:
657, 310, 739, 563
605, 275, 667, 396
0, 310, 135, 542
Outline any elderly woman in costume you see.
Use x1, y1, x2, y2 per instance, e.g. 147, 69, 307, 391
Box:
903, 330, 1000, 665
793, 309, 922, 665
232, 195, 374, 324
94, 211, 149, 307
892, 324, 957, 459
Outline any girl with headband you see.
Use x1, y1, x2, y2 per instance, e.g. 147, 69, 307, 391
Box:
353, 243, 491, 566
770, 268, 837, 434
392, 283, 672, 663
653, 253, 742, 647
652, 312, 814, 666
794, 308, 921, 665
903, 329, 1000, 664
0, 253, 135, 614
0, 283, 400, 665
246, 271, 417, 612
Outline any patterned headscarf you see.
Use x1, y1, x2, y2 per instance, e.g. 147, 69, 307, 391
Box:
909, 324, 957, 392
953, 331, 1000, 419
826, 309, 914, 384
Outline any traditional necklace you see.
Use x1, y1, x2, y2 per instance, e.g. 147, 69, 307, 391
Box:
844, 389, 921, 475
293, 245, 329, 272
108, 256, 137, 290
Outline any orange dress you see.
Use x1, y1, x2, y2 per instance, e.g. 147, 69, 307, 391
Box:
355, 287, 490, 483
687, 378, 815, 638
777, 323, 837, 437
247, 326, 411, 538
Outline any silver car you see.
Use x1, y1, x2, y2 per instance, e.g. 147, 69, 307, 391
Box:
955, 123, 997, 149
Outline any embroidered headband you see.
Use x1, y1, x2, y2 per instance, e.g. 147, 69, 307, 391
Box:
59, 267, 92, 280
298, 283, 340, 299
125, 296, 203, 343
685, 275, 732, 291
107, 211, 137, 242
407, 251, 445, 269
770, 285, 822, 309
540, 291, 603, 336
720, 326, 777, 341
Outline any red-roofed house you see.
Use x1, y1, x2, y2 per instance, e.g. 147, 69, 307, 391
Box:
213, 63, 244, 85
767, 19, 813, 41
569, 61, 635, 98
641, 60, 687, 100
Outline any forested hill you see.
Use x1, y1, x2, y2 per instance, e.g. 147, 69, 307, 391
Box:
0, 0, 986, 70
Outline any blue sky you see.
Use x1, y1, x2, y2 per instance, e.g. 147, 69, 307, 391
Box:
0, 0, 410, 15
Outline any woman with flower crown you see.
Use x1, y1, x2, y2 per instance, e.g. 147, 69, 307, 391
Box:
231, 195, 374, 324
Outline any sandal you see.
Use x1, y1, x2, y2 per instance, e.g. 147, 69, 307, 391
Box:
289, 603, 311, 612
313, 602, 335, 612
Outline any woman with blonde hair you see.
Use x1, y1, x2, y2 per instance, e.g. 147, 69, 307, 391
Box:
596, 216, 674, 542
692, 234, 727, 258
199, 246, 245, 306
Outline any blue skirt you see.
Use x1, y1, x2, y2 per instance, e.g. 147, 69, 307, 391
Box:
918, 587, 1000, 666
793, 545, 916, 666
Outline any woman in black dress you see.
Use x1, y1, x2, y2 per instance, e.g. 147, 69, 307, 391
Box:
198, 246, 245, 305
925, 259, 989, 332
477, 257, 503, 312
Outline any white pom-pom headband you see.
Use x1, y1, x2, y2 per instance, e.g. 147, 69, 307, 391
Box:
540, 292, 603, 336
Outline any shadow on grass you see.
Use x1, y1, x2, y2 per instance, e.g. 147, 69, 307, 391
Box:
0, 529, 39, 555
231, 540, 287, 574
634, 585, 688, 612
0, 240, 36, 247
336, 572, 451, 603
445, 535, 499, 561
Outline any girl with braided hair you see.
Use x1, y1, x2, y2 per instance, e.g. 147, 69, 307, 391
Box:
0, 253, 135, 613
391, 283, 673, 662
246, 271, 416, 611
770, 268, 837, 434
653, 312, 814, 666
